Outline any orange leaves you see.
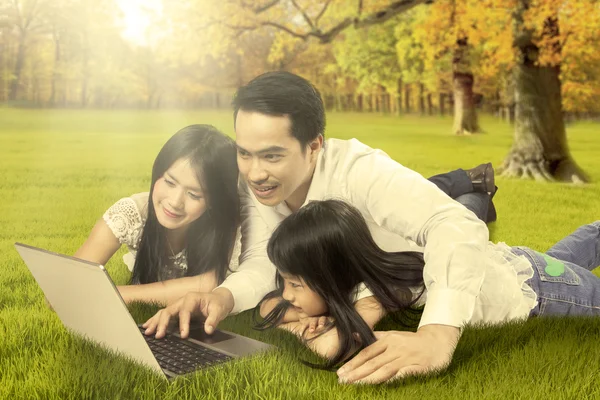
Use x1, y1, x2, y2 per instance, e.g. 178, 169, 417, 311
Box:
514, 0, 600, 110
518, 0, 600, 67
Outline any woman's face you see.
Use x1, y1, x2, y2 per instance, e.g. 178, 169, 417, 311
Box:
280, 272, 328, 317
152, 157, 207, 233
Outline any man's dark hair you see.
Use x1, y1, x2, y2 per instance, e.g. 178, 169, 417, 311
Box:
232, 71, 326, 148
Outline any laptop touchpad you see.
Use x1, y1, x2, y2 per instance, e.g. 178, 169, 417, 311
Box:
187, 323, 234, 344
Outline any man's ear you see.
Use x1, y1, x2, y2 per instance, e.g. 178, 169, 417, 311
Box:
308, 134, 323, 161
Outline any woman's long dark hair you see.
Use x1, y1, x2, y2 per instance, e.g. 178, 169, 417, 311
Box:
257, 199, 425, 369
131, 125, 239, 285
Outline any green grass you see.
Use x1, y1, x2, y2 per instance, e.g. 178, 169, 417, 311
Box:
2, 109, 600, 399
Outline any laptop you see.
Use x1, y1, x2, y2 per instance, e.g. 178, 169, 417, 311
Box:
14, 242, 275, 379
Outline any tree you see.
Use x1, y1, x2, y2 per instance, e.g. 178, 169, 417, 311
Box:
3, 0, 51, 102
329, 21, 402, 113
412, 0, 483, 134
500, 0, 597, 182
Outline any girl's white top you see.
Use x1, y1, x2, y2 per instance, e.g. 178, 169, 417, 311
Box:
357, 241, 538, 325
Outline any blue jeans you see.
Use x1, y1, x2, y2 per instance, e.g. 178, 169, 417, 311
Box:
428, 169, 492, 223
510, 221, 600, 317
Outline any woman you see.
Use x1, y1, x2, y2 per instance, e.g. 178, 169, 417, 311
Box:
75, 124, 240, 305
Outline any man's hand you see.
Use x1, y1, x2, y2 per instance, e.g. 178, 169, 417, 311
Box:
336, 324, 460, 384
141, 287, 234, 339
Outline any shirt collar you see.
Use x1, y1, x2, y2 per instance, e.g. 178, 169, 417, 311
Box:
271, 140, 328, 216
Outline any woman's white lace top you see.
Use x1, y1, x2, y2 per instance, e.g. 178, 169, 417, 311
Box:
102, 192, 241, 281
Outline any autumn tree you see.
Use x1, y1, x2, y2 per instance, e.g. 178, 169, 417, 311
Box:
3, 0, 52, 102
500, 0, 598, 182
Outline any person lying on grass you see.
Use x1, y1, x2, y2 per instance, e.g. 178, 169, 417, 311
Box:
256, 199, 600, 385
142, 71, 500, 384
72, 87, 491, 309
74, 125, 240, 305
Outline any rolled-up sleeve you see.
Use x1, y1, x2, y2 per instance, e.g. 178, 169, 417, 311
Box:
346, 150, 488, 328
216, 182, 277, 314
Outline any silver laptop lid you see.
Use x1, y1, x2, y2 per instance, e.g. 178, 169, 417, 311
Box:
14, 243, 163, 374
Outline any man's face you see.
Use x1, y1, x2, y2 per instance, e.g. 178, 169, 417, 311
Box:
235, 110, 321, 210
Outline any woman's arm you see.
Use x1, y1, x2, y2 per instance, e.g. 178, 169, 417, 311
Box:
48, 219, 121, 312
74, 219, 122, 265
76, 218, 219, 306
117, 271, 218, 305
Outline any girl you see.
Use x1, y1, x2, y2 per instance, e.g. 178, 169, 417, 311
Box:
257, 199, 600, 368
75, 124, 240, 305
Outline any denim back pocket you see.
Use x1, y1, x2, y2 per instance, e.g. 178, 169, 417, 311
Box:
528, 250, 580, 285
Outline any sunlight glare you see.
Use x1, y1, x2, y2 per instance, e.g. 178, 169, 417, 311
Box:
117, 0, 162, 45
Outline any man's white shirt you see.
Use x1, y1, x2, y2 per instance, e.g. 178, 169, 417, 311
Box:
218, 138, 489, 328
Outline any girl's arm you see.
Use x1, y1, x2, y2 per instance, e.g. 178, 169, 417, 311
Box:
279, 297, 388, 360
308, 296, 387, 358
355, 296, 387, 329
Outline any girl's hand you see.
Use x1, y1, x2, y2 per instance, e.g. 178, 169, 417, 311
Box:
279, 314, 332, 338
299, 315, 333, 337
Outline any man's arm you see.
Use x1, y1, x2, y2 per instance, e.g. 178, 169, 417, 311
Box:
338, 150, 488, 383
347, 151, 488, 329
144, 181, 279, 337
215, 181, 278, 314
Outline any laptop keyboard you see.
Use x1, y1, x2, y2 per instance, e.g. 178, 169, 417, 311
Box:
139, 327, 233, 375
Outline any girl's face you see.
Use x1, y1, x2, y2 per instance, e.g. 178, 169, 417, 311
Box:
152, 157, 207, 233
280, 272, 328, 317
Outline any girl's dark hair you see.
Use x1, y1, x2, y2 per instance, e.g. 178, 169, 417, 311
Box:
131, 124, 239, 285
256, 199, 425, 369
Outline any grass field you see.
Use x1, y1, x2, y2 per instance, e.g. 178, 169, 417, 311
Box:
1, 109, 600, 399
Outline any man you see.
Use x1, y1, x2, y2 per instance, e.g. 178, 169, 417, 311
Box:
144, 71, 491, 384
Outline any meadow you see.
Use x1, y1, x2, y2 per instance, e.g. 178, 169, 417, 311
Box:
1, 109, 599, 399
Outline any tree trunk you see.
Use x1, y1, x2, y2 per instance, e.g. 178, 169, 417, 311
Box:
346, 94, 353, 111
501, 1, 587, 182
81, 52, 89, 107
386, 93, 391, 114
404, 85, 411, 113
419, 83, 425, 115
439, 93, 445, 116
452, 37, 481, 135
396, 79, 403, 115
9, 35, 26, 101
80, 23, 90, 108
452, 72, 480, 134
427, 93, 433, 115
50, 31, 61, 106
